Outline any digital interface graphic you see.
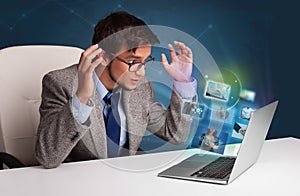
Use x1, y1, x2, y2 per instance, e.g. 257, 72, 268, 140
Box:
182, 102, 205, 119
241, 106, 255, 120
204, 80, 231, 102
232, 122, 248, 139
239, 89, 256, 102
190, 69, 260, 154
146, 46, 261, 155
197, 128, 229, 154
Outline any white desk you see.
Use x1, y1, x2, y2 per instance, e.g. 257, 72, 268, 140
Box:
0, 137, 299, 196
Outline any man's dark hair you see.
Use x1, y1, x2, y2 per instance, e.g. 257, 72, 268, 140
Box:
92, 11, 160, 56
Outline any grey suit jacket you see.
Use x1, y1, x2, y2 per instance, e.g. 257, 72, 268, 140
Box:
35, 64, 194, 168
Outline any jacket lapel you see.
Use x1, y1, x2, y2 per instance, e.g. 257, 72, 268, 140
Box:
91, 90, 108, 158
79, 83, 147, 158
80, 90, 108, 159
122, 89, 146, 155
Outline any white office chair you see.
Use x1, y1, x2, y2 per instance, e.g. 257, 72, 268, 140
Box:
0, 45, 83, 168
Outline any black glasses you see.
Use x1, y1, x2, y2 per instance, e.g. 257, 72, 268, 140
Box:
114, 55, 155, 72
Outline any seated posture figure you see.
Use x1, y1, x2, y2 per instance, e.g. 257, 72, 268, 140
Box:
35, 11, 197, 168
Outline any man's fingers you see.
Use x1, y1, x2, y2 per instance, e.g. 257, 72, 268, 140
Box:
161, 53, 169, 68
168, 44, 178, 63
87, 56, 103, 73
174, 41, 187, 55
88, 47, 103, 64
79, 44, 98, 63
80, 47, 103, 72
174, 41, 193, 61
186, 46, 193, 58
174, 41, 184, 56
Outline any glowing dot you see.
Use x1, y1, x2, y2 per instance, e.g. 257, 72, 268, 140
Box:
117, 4, 122, 8
235, 80, 238, 83
204, 75, 208, 78
21, 13, 26, 17
208, 24, 213, 29
231, 96, 234, 99
70, 10, 74, 13
9, 26, 13, 30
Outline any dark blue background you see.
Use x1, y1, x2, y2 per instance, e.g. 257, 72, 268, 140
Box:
1, 0, 299, 141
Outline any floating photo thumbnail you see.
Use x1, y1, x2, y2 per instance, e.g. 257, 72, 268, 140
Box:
204, 80, 231, 102
198, 128, 228, 154
211, 107, 235, 124
239, 89, 256, 102
240, 106, 255, 120
232, 122, 248, 139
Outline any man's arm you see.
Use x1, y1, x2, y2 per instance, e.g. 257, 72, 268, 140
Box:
145, 81, 196, 144
35, 71, 90, 169
145, 41, 197, 144
36, 45, 106, 168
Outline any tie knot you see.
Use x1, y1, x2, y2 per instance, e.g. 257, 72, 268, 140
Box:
103, 92, 112, 105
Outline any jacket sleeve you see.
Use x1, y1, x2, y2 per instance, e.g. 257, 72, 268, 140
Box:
35, 72, 90, 169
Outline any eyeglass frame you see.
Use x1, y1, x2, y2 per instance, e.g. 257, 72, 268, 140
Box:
113, 55, 155, 72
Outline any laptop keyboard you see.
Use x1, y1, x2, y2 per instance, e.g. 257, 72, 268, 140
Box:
191, 157, 236, 179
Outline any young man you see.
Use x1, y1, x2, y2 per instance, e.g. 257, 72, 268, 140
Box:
35, 11, 197, 168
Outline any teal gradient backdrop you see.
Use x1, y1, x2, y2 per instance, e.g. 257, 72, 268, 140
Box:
1, 0, 299, 141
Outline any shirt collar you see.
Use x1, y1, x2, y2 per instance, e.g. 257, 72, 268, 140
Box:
93, 71, 122, 101
93, 71, 108, 101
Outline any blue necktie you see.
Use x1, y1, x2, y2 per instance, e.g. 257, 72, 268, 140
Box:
103, 92, 121, 158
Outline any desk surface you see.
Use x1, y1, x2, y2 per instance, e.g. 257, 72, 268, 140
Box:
0, 137, 299, 196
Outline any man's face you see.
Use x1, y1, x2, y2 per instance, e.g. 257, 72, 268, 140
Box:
109, 46, 151, 90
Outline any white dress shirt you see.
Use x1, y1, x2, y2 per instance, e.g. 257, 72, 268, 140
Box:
71, 71, 197, 148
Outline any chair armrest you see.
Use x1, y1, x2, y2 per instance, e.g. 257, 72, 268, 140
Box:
0, 152, 25, 170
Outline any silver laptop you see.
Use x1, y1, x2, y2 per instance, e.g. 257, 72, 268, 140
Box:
158, 100, 278, 185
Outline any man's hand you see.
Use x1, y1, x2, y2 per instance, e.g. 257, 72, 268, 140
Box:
161, 41, 193, 82
76, 44, 106, 104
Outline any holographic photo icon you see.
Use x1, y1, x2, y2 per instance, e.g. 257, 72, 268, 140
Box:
204, 80, 231, 102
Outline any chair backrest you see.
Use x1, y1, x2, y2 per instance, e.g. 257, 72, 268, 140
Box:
0, 45, 83, 167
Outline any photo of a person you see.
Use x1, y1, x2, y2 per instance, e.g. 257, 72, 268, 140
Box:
35, 11, 198, 168
241, 106, 255, 120
198, 128, 219, 152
